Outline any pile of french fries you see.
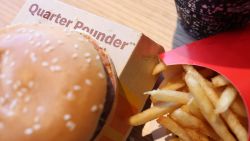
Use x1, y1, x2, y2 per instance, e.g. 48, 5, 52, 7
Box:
129, 63, 248, 141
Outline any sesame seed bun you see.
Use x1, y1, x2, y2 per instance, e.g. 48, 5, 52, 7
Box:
0, 24, 116, 141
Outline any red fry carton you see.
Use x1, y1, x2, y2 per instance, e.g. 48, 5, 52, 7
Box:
160, 25, 250, 140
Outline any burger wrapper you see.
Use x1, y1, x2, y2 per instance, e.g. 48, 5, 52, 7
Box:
13, 0, 164, 140
150, 25, 250, 140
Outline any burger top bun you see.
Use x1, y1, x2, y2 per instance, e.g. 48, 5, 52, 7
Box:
0, 24, 108, 141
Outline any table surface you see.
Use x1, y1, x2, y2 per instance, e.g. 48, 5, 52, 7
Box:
0, 0, 195, 140
0, 0, 195, 51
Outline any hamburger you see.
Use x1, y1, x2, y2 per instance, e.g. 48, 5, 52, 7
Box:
0, 24, 117, 141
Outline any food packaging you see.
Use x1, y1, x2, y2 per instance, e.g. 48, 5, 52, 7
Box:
151, 25, 250, 140
12, 0, 164, 140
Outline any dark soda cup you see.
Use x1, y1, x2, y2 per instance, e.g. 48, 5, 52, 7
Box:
175, 0, 250, 39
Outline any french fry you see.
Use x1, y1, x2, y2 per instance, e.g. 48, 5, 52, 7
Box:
222, 110, 248, 141
129, 103, 180, 126
184, 65, 247, 141
145, 90, 191, 104
183, 65, 219, 103
186, 98, 205, 121
161, 80, 186, 90
157, 116, 192, 141
185, 128, 209, 141
171, 108, 220, 140
231, 96, 247, 118
159, 71, 184, 89
171, 108, 201, 128
184, 72, 236, 141
160, 72, 186, 91
215, 86, 237, 113
130, 64, 248, 141
180, 105, 190, 113
159, 74, 183, 89
152, 62, 166, 75
211, 75, 229, 87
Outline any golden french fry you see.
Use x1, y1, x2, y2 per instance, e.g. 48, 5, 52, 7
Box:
129, 103, 180, 126
157, 116, 192, 141
171, 108, 201, 128
160, 71, 186, 91
211, 75, 229, 87
231, 96, 247, 118
184, 65, 247, 141
131, 64, 248, 141
222, 110, 248, 141
180, 105, 190, 113
152, 62, 166, 75
183, 65, 223, 105
145, 90, 191, 104
186, 98, 206, 121
160, 71, 184, 88
215, 86, 237, 113
161, 80, 186, 90
185, 128, 209, 141
171, 108, 220, 140
184, 72, 236, 141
